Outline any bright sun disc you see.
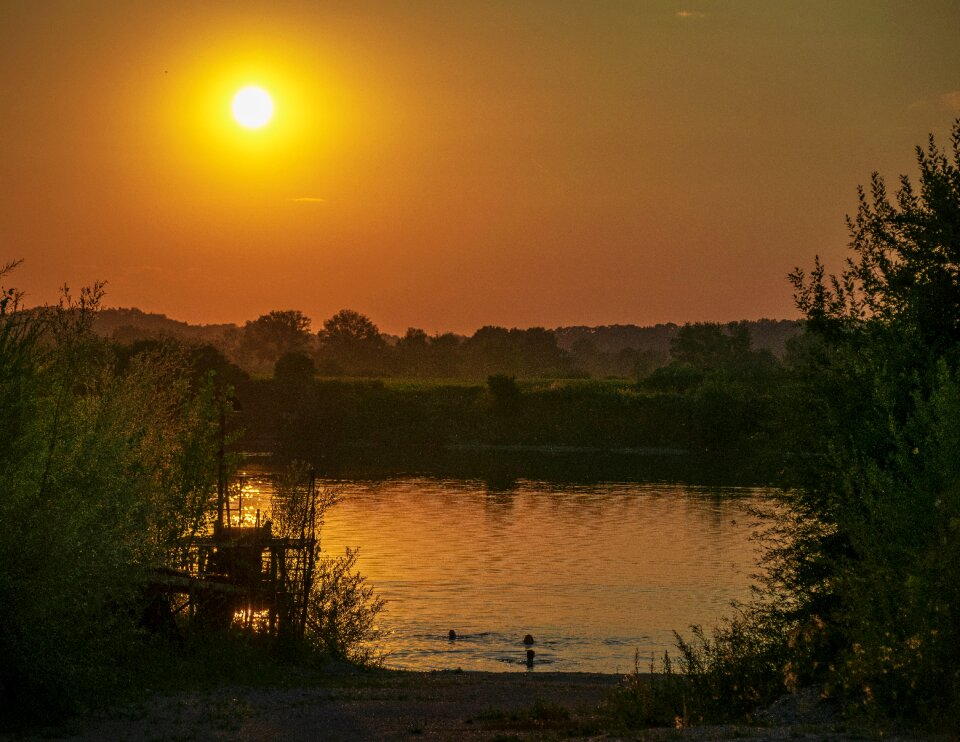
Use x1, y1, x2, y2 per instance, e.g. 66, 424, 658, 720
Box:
231, 85, 274, 129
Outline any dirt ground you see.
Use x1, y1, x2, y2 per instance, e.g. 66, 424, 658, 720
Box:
11, 670, 935, 741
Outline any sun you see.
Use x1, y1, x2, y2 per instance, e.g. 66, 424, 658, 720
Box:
231, 85, 274, 129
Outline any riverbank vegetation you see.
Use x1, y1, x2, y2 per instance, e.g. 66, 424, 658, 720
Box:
772, 122, 960, 728
0, 267, 383, 729
216, 321, 785, 482
605, 122, 960, 734
95, 304, 797, 383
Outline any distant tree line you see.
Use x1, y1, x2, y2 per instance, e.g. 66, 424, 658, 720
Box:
94, 305, 798, 381
184, 315, 787, 475
89, 308, 797, 469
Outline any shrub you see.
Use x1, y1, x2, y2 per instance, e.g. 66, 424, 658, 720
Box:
305, 547, 386, 665
0, 274, 222, 722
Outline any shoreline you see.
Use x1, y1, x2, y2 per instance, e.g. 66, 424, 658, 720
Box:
19, 668, 930, 741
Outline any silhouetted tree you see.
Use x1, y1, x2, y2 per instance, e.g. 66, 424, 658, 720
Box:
675, 121, 960, 726
465, 326, 515, 376
274, 350, 316, 384
396, 327, 430, 376
428, 332, 464, 377
464, 326, 564, 377
0, 272, 224, 718
240, 310, 312, 374
317, 309, 386, 376
515, 327, 565, 376
670, 322, 752, 371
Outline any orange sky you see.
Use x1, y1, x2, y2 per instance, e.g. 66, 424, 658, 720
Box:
2, 1, 959, 334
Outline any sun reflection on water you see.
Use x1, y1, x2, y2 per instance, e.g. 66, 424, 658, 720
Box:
228, 466, 767, 673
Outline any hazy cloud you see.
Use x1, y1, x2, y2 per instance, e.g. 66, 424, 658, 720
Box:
290, 196, 327, 203
125, 265, 166, 276
941, 91, 960, 112
908, 91, 960, 113
676, 10, 707, 20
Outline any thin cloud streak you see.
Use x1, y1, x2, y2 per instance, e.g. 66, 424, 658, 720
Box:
941, 91, 960, 112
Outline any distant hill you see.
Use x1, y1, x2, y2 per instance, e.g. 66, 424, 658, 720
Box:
93, 308, 238, 345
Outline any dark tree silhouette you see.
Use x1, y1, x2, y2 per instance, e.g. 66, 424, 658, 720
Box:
317, 309, 386, 376
427, 332, 464, 377
791, 122, 960, 356
396, 327, 430, 376
240, 310, 312, 373
274, 350, 316, 384
735, 120, 960, 723
670, 322, 752, 371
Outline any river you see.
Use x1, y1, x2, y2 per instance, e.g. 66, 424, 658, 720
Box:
236, 467, 767, 674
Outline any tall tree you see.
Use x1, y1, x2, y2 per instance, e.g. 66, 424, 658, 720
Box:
239, 310, 312, 373
317, 309, 386, 376
775, 120, 960, 722
396, 327, 430, 376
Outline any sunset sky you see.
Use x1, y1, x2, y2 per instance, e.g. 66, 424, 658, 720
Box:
2, 1, 959, 334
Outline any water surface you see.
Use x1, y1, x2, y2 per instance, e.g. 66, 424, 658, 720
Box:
243, 475, 766, 673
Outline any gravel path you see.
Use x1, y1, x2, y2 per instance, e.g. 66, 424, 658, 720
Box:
11, 670, 936, 741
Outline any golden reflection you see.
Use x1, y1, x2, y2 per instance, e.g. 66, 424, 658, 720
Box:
233, 607, 272, 631
222, 476, 272, 529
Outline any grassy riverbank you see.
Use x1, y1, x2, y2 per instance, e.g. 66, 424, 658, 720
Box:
235, 374, 782, 484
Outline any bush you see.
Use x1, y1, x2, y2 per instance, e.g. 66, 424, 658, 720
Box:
487, 373, 522, 412
603, 651, 690, 729
0, 274, 223, 722
305, 547, 385, 665
272, 462, 385, 665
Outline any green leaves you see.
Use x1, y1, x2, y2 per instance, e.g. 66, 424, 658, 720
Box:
0, 275, 223, 719
777, 120, 960, 726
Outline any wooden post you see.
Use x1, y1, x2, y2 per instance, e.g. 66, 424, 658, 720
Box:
216, 405, 225, 531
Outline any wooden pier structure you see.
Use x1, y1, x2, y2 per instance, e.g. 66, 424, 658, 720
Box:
147, 465, 320, 640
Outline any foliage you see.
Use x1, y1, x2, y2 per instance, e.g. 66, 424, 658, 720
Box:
305, 547, 386, 665
671, 321, 751, 370
0, 271, 223, 721
317, 309, 386, 376
638, 321, 783, 455
779, 121, 960, 726
272, 462, 385, 665
486, 373, 521, 413
465, 326, 566, 377
672, 610, 792, 723
606, 611, 790, 731
603, 651, 690, 730
240, 310, 313, 374
274, 350, 316, 384
652, 121, 960, 731
318, 308, 383, 345
0, 271, 387, 725
641, 361, 705, 392
595, 122, 960, 734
